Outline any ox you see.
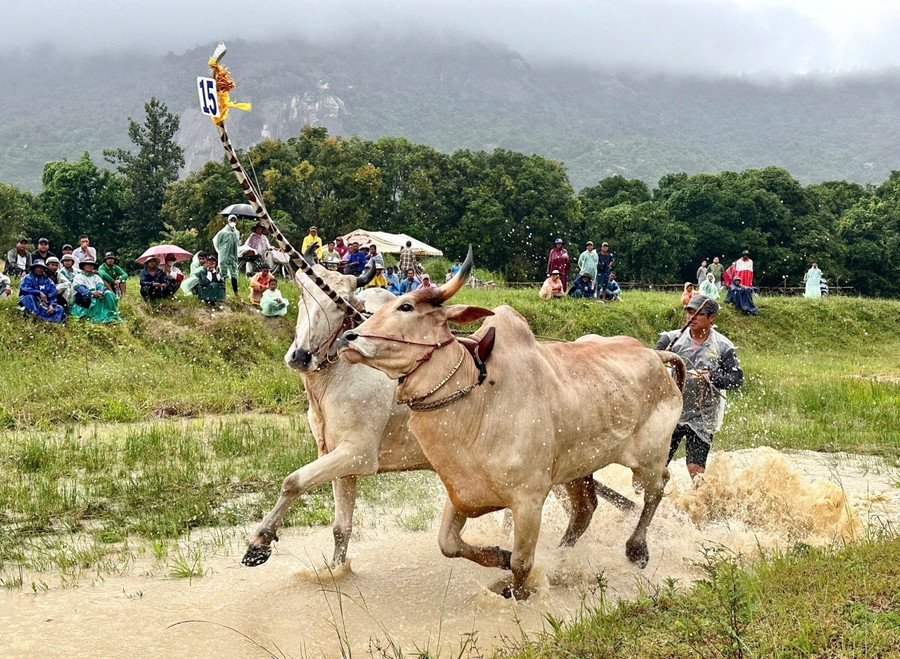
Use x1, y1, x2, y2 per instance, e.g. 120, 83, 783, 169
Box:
340, 249, 685, 598
242, 252, 611, 568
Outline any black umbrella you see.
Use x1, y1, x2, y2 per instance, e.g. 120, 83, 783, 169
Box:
219, 203, 258, 218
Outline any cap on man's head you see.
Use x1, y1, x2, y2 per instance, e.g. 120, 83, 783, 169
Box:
586, 241, 593, 246
45, 256, 60, 266
309, 226, 318, 232
580, 272, 590, 279
742, 250, 750, 256
551, 269, 560, 275
686, 295, 719, 316
62, 244, 73, 251
375, 264, 384, 270
17, 236, 28, 244
61, 254, 75, 263
38, 238, 49, 245
554, 238, 563, 244
601, 242, 609, 247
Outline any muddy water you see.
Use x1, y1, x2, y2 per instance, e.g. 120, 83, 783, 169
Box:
2, 447, 897, 658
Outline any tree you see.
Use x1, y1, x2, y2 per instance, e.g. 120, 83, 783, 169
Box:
0, 184, 43, 252
104, 98, 184, 260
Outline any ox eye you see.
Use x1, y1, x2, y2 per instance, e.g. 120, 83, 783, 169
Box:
398, 303, 414, 312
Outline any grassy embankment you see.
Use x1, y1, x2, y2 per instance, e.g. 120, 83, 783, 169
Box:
1, 284, 899, 654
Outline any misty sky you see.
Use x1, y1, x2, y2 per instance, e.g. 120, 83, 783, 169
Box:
4, 0, 900, 76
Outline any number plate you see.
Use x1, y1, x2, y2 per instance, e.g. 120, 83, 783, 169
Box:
197, 77, 220, 117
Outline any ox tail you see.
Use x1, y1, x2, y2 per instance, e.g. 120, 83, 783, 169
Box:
658, 351, 687, 391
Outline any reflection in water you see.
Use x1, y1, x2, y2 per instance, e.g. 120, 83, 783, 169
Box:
1, 447, 897, 658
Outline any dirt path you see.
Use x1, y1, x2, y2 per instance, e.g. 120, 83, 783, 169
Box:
2, 447, 897, 658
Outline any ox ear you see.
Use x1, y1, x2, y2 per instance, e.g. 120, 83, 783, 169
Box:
442, 305, 494, 325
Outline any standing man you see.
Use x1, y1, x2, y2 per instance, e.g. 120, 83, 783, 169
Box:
734, 250, 754, 288
707, 257, 725, 291
696, 260, 708, 286
4, 237, 32, 276
655, 295, 743, 482
596, 242, 615, 301
546, 238, 571, 286
399, 240, 418, 277
577, 241, 598, 296
213, 215, 241, 296
72, 235, 96, 265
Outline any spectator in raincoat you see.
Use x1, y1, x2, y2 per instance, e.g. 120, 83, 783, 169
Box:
213, 215, 241, 296
43, 257, 69, 310
334, 237, 349, 260
72, 258, 121, 323
366, 264, 388, 289
260, 277, 289, 317
734, 250, 754, 287
681, 282, 696, 307
546, 239, 571, 286
803, 262, 822, 299
249, 264, 275, 306
577, 242, 598, 291
385, 266, 401, 295
301, 226, 323, 255
724, 275, 759, 315
98, 252, 129, 297
19, 260, 66, 323
180, 252, 207, 296
568, 272, 595, 298
57, 254, 79, 306
699, 273, 718, 298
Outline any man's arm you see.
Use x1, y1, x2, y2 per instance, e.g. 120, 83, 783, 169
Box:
711, 349, 743, 390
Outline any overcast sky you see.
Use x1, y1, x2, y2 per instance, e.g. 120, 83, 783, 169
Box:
4, 0, 900, 76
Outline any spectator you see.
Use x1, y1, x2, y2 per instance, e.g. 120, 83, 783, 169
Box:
43, 257, 69, 310
161, 255, 184, 287
539, 269, 565, 299
734, 250, 754, 287
597, 242, 615, 301
60, 244, 75, 259
18, 260, 65, 323
399, 269, 420, 294
343, 242, 368, 276
139, 256, 177, 300
260, 277, 289, 317
5, 237, 32, 276
180, 252, 207, 296
700, 273, 718, 298
385, 265, 401, 294
72, 235, 97, 265
724, 275, 759, 315
568, 272, 595, 299
197, 254, 226, 304
31, 238, 56, 264
546, 238, 571, 286
577, 242, 598, 295
708, 257, 725, 290
696, 260, 708, 286
803, 262, 823, 299
213, 215, 241, 296
367, 264, 388, 289
444, 268, 454, 283
72, 258, 122, 323
419, 273, 436, 289
681, 282, 696, 307
98, 252, 129, 297
367, 244, 384, 269
239, 223, 274, 273
301, 226, 323, 255
249, 264, 275, 306
57, 254, 79, 306
334, 236, 349, 260
604, 272, 622, 302
655, 295, 743, 482
450, 259, 462, 277
318, 241, 341, 268
398, 240, 418, 277
0, 271, 10, 299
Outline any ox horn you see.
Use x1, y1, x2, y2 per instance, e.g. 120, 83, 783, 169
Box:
302, 242, 318, 265
356, 262, 377, 289
436, 244, 473, 303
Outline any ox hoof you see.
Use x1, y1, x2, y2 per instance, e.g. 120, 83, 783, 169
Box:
242, 543, 273, 567
492, 578, 533, 600
625, 540, 649, 569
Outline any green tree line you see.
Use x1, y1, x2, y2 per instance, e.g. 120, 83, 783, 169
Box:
2, 100, 898, 296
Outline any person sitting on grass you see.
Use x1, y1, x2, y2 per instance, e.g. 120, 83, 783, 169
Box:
568, 272, 595, 299
0, 271, 11, 299
539, 270, 565, 299
603, 272, 622, 301
724, 275, 759, 315
43, 257, 69, 311
18, 260, 66, 323
681, 281, 696, 307
98, 252, 129, 297
72, 258, 122, 323
700, 272, 718, 298
57, 254, 79, 307
249, 263, 275, 306
260, 277, 289, 317
197, 254, 226, 305
161, 255, 184, 288
139, 256, 177, 300
180, 252, 207, 296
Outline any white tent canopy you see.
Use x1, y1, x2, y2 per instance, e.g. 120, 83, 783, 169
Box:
340, 230, 443, 257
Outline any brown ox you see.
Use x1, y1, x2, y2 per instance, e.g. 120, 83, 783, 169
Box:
340, 250, 684, 598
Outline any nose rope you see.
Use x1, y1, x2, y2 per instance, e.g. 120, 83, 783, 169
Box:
348, 333, 457, 382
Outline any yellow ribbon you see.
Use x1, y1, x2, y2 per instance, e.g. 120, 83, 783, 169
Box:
208, 58, 252, 124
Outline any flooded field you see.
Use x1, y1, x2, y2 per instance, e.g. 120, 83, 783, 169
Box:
2, 446, 897, 658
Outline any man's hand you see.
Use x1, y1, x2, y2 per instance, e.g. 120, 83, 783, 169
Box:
39, 292, 48, 303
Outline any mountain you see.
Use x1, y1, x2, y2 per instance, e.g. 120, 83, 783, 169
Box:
3, 37, 900, 193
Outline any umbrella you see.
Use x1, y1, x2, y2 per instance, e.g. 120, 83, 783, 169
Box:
219, 203, 258, 218
136, 244, 193, 264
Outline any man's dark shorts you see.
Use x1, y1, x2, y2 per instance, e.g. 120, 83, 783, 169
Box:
667, 425, 711, 468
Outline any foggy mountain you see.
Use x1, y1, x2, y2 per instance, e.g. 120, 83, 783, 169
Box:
3, 37, 900, 193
